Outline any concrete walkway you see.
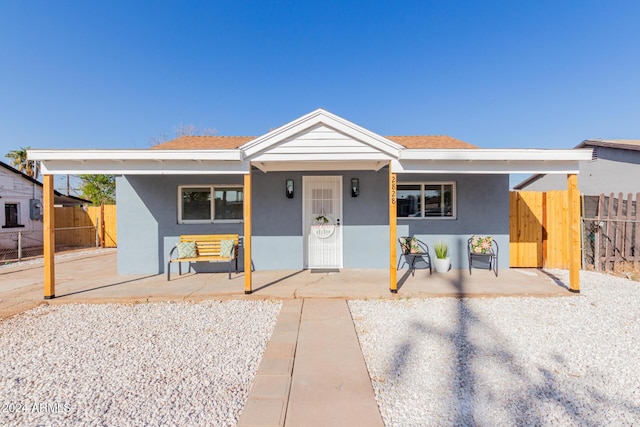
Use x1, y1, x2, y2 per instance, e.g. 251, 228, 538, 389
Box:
239, 299, 383, 427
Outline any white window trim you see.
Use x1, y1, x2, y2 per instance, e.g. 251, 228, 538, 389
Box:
397, 181, 457, 220
177, 185, 244, 224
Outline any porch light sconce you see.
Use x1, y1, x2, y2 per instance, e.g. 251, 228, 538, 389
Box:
351, 178, 359, 197
286, 179, 294, 198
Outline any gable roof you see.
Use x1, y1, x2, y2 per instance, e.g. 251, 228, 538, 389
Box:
29, 108, 591, 176
152, 136, 254, 150
0, 160, 91, 205
513, 138, 639, 190
151, 134, 476, 150
577, 139, 640, 152
1, 159, 42, 186
387, 135, 476, 149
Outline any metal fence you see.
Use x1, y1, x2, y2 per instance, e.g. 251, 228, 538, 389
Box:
0, 226, 99, 263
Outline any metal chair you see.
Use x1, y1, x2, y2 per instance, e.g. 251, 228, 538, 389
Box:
467, 236, 498, 276
397, 237, 432, 275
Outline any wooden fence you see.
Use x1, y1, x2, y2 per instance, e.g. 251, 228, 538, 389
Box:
54, 205, 117, 248
582, 193, 639, 272
511, 191, 639, 272
509, 191, 570, 268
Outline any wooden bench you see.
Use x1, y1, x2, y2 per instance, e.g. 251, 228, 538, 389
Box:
167, 234, 240, 281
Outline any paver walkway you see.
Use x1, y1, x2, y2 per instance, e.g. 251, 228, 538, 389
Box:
239, 299, 383, 427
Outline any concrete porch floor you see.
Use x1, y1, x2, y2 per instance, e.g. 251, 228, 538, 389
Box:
1, 249, 573, 318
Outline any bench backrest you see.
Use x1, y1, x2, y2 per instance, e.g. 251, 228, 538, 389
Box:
179, 234, 240, 257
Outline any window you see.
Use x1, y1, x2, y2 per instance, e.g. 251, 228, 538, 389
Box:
397, 182, 456, 219
214, 188, 243, 220
178, 186, 243, 223
3, 203, 22, 228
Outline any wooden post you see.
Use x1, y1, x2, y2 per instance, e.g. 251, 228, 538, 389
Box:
605, 193, 614, 271
244, 170, 252, 294
99, 205, 105, 247
595, 193, 603, 271
541, 192, 547, 268
635, 193, 640, 272
567, 174, 580, 293
44, 175, 55, 299
389, 166, 397, 293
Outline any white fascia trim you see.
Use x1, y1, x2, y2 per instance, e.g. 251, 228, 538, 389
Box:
392, 159, 582, 174
399, 148, 593, 161
39, 159, 251, 175
240, 108, 403, 158
28, 149, 243, 162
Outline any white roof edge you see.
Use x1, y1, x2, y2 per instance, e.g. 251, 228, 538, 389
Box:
399, 148, 593, 161
28, 149, 243, 161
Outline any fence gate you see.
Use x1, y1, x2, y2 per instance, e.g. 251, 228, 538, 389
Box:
509, 191, 571, 268
510, 191, 544, 267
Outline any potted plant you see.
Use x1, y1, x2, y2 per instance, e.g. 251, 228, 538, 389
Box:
433, 240, 450, 273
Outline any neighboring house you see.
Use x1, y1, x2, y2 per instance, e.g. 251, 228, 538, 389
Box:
0, 160, 89, 251
514, 139, 640, 195
29, 109, 591, 280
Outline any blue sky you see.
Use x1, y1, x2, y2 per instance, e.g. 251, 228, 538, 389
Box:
1, 0, 639, 157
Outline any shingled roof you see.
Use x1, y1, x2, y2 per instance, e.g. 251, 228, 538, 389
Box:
152, 135, 477, 150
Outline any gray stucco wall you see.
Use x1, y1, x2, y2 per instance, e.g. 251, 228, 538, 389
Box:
397, 174, 510, 270
116, 174, 245, 275
518, 146, 640, 195
116, 170, 510, 274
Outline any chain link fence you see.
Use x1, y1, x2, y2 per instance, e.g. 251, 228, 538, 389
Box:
0, 226, 98, 263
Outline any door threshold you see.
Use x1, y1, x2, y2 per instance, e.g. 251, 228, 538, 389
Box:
310, 269, 341, 273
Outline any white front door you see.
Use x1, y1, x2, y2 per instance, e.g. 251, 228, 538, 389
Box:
303, 176, 343, 269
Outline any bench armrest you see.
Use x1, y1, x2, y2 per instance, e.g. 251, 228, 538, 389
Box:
168, 245, 179, 262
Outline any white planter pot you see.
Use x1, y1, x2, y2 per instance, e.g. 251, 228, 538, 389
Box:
434, 257, 451, 273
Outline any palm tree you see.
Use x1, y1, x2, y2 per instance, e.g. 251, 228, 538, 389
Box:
6, 146, 39, 180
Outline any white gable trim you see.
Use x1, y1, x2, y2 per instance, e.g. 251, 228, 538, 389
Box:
241, 109, 403, 159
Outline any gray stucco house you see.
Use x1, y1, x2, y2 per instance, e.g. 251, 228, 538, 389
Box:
514, 139, 640, 195
29, 109, 590, 294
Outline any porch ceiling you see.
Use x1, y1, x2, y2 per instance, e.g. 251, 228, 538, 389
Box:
29, 148, 593, 176
393, 148, 593, 174
28, 149, 248, 175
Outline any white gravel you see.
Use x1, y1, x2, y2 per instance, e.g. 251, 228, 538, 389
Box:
349, 270, 640, 426
0, 300, 281, 426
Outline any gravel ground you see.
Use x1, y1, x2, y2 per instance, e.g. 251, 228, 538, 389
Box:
0, 300, 281, 426
349, 270, 640, 426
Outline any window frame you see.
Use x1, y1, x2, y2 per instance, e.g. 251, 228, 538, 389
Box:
177, 185, 244, 224
3, 202, 24, 228
396, 181, 457, 220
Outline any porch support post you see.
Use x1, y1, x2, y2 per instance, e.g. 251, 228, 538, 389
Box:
568, 173, 581, 293
43, 174, 55, 299
244, 169, 253, 294
389, 166, 397, 293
